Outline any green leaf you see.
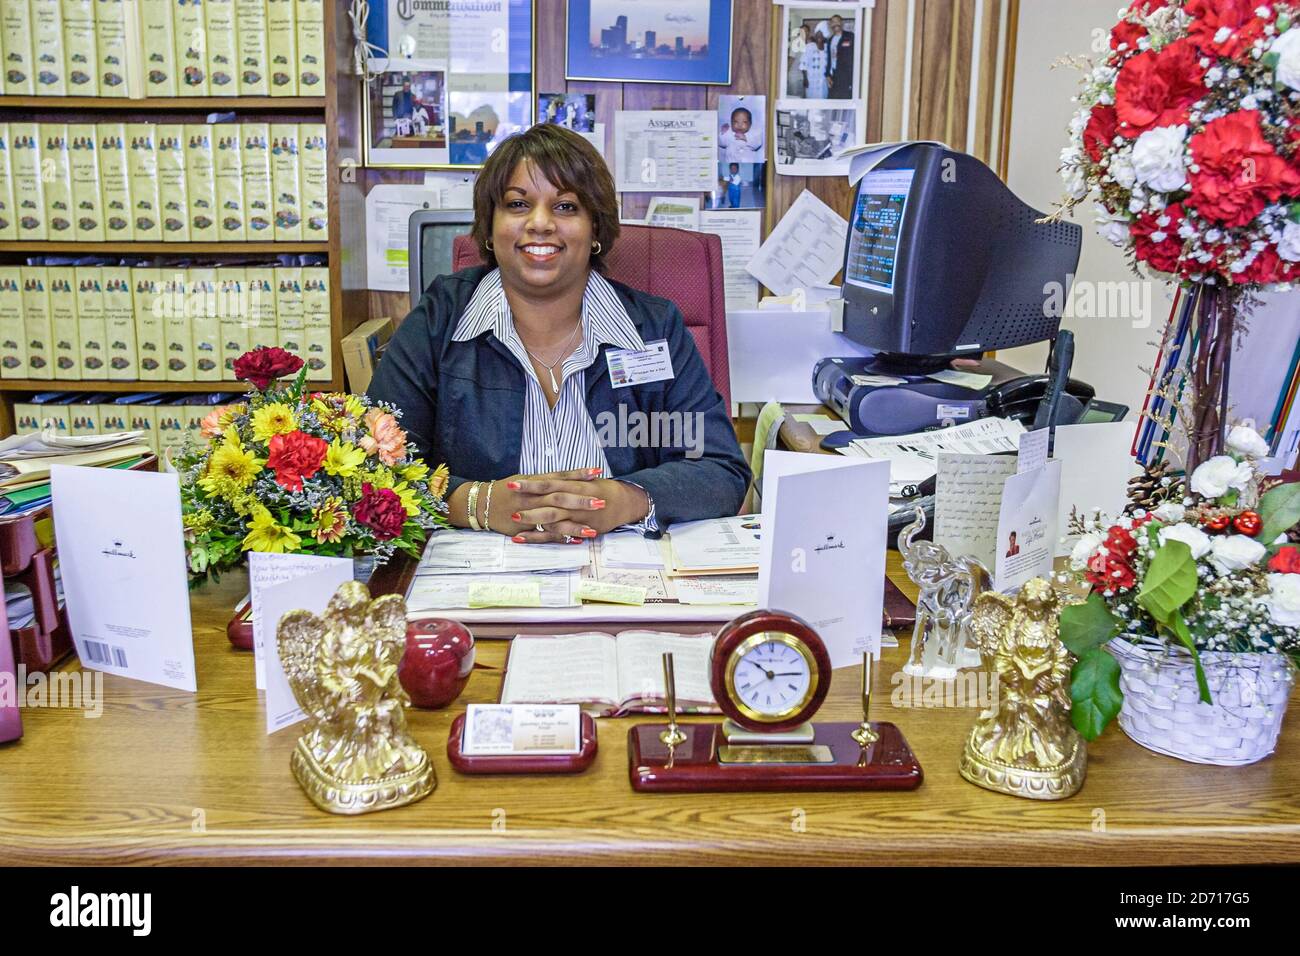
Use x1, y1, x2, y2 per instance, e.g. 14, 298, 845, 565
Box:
1258, 481, 1300, 545
1137, 540, 1197, 627
1070, 647, 1123, 741
1059, 592, 1121, 657
1168, 610, 1212, 705
1291, 201, 1300, 224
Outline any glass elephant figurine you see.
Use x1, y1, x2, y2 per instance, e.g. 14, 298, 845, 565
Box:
899, 506, 991, 678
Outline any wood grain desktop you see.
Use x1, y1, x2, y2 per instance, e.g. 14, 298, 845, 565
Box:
1, 554, 1299, 866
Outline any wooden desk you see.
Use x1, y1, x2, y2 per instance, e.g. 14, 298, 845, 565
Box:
2, 559, 1300, 866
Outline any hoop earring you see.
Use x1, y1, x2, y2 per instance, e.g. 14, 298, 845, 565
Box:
591, 241, 602, 256
485, 239, 494, 252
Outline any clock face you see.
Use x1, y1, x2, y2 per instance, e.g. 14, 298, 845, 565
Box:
725, 633, 818, 724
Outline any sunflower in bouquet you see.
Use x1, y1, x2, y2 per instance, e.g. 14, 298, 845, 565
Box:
178, 346, 449, 583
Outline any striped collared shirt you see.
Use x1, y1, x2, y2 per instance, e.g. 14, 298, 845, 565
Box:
451, 268, 658, 529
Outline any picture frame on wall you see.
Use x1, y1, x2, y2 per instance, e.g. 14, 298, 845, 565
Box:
566, 0, 735, 85
362, 0, 535, 169
780, 4, 863, 101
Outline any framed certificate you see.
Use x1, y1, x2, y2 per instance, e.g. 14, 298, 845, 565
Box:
362, 0, 535, 169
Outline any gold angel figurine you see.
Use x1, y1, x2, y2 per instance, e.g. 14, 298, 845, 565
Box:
958, 578, 1086, 800
277, 580, 435, 814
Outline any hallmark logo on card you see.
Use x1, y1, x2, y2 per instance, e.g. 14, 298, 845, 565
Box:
814, 533, 845, 554
101, 538, 136, 559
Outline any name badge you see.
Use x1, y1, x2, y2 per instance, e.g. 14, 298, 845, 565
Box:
606, 340, 674, 389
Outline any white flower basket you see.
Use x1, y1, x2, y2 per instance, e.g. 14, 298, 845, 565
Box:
1109, 637, 1294, 766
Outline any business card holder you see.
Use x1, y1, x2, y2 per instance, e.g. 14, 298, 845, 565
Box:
446, 712, 598, 774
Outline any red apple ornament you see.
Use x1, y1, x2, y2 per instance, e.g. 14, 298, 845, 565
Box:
400, 619, 475, 709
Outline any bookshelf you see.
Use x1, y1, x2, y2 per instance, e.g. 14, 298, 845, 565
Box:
0, 0, 349, 437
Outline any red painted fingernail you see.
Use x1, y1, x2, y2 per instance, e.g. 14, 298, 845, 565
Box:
591, 499, 606, 509
511, 512, 521, 522
581, 528, 597, 537
506, 481, 520, 490
588, 468, 601, 475
512, 535, 526, 543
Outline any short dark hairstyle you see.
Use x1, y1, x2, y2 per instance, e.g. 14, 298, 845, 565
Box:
471, 124, 620, 272
731, 106, 752, 124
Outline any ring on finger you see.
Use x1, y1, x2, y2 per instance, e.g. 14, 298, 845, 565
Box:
535, 523, 545, 533
563, 535, 578, 544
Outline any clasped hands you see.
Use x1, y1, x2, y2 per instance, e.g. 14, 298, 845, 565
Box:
480, 467, 649, 543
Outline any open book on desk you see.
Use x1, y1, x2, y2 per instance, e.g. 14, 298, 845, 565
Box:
500, 630, 720, 717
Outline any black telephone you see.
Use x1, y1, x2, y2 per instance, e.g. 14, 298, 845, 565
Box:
984, 374, 1095, 425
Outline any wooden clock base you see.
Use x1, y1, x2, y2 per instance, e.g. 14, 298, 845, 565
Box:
628, 721, 924, 793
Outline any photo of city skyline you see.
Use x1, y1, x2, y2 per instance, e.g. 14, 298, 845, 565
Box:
567, 0, 733, 85
589, 0, 710, 57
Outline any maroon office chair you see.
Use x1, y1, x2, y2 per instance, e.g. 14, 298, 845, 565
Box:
452, 226, 732, 407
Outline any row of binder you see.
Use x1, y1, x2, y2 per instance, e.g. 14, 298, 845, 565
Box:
0, 120, 328, 242
0, 264, 333, 381
0, 0, 324, 98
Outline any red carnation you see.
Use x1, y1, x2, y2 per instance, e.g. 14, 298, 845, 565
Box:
1270, 546, 1300, 574
1104, 525, 1139, 558
1114, 39, 1204, 138
1186, 0, 1274, 58
1086, 548, 1137, 592
1230, 245, 1288, 286
352, 482, 406, 541
1186, 111, 1300, 228
1110, 0, 1169, 53
265, 430, 328, 492
233, 346, 305, 391
1131, 203, 1188, 276
1083, 105, 1118, 163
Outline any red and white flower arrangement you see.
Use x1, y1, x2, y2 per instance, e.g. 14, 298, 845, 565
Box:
1061, 0, 1300, 287
1059, 0, 1300, 470
1059, 423, 1300, 739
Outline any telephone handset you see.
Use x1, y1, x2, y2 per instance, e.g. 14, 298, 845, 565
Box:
984, 374, 1094, 426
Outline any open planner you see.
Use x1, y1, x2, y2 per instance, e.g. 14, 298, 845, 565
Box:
499, 631, 720, 717
404, 518, 762, 624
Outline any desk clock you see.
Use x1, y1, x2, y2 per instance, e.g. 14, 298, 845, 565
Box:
628, 609, 924, 793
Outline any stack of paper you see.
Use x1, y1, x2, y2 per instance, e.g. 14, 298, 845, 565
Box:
666, 515, 762, 574
0, 429, 147, 461
838, 417, 1027, 494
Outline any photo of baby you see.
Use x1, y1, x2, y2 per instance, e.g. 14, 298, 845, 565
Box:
707, 162, 765, 209
718, 95, 765, 164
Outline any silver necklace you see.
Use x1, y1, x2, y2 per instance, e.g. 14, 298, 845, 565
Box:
522, 321, 582, 393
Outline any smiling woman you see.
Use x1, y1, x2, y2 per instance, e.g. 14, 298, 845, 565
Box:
366, 124, 750, 545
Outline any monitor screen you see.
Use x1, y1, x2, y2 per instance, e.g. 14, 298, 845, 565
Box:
844, 168, 915, 294
420, 221, 473, 289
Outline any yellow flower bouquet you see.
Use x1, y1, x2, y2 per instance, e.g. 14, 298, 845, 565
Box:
177, 347, 449, 583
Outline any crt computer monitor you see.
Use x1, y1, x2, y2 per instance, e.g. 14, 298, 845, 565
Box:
408, 208, 476, 307
840, 143, 1082, 371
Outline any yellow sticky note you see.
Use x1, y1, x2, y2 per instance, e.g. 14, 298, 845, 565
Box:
576, 581, 647, 606
467, 580, 542, 608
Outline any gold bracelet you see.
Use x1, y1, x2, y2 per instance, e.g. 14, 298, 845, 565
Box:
482, 480, 496, 534
467, 481, 483, 531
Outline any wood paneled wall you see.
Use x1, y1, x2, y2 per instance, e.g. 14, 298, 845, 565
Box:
336, 0, 1019, 333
